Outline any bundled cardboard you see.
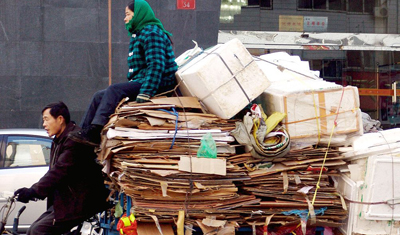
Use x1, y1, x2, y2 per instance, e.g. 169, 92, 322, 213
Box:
99, 97, 259, 225
236, 146, 347, 227
97, 96, 348, 232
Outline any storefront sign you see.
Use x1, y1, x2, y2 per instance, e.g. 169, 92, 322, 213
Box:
304, 16, 328, 32
279, 15, 304, 32
177, 0, 196, 10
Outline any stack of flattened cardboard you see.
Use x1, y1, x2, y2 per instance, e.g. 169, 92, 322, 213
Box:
235, 146, 348, 227
98, 97, 348, 232
99, 97, 260, 225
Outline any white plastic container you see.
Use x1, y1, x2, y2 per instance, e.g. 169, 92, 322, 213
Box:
175, 38, 270, 119
333, 174, 357, 235
362, 154, 400, 220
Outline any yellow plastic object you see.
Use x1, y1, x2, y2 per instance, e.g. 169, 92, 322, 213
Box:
265, 112, 286, 134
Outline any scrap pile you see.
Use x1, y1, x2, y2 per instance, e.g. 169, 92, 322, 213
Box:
235, 146, 348, 228
97, 39, 358, 233
223, 104, 348, 228
98, 97, 348, 232
99, 97, 259, 225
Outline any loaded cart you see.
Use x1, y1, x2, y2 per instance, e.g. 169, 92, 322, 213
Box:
95, 96, 349, 234
95, 39, 392, 234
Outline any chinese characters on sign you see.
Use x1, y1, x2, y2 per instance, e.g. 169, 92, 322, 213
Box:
279, 16, 328, 32
303, 16, 328, 32
279, 15, 303, 32
177, 0, 196, 10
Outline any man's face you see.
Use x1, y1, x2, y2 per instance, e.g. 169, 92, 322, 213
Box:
42, 108, 63, 137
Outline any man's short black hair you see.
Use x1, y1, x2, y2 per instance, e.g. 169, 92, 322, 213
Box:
42, 101, 70, 124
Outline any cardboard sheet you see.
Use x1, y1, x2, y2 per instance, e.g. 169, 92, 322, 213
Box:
179, 156, 227, 176
137, 222, 174, 235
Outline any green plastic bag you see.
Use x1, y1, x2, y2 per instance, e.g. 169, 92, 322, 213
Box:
114, 202, 123, 218
197, 133, 217, 158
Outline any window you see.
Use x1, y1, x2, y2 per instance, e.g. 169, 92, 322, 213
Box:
363, 51, 375, 68
4, 136, 52, 168
320, 60, 343, 81
348, 0, 361, 12
298, 0, 329, 10
347, 51, 375, 69
298, 0, 312, 8
329, 0, 345, 11
248, 0, 272, 8
314, 0, 326, 9
364, 0, 374, 14
298, 0, 370, 12
348, 0, 374, 13
347, 51, 362, 68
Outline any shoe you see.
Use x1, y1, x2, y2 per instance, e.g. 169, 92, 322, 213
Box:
69, 124, 103, 147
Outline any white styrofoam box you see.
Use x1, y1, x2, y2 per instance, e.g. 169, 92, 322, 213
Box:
255, 52, 321, 83
175, 40, 202, 67
351, 128, 400, 151
334, 174, 395, 235
259, 84, 362, 140
347, 154, 400, 234
175, 38, 271, 119
333, 174, 357, 235
334, 155, 400, 235
352, 183, 394, 235
342, 128, 400, 161
361, 154, 400, 220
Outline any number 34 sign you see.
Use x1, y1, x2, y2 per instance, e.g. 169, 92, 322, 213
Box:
177, 0, 196, 10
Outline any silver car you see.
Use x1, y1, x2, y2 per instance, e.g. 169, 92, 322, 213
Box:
0, 129, 52, 232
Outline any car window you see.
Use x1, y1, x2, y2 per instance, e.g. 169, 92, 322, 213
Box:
4, 136, 52, 168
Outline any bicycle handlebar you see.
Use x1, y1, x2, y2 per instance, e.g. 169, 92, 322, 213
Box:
16, 206, 26, 218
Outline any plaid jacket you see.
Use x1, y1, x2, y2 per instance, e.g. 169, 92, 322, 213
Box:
127, 24, 177, 97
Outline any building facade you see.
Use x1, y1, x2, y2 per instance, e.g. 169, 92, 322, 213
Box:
219, 0, 400, 127
0, 0, 221, 128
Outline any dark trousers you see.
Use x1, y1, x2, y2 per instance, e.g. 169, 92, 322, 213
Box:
27, 206, 84, 235
80, 81, 142, 129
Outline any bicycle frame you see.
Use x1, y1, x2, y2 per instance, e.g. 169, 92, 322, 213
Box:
0, 196, 25, 235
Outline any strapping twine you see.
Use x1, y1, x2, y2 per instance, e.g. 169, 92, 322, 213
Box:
283, 109, 356, 125
150, 84, 195, 219
311, 87, 345, 206
344, 197, 400, 209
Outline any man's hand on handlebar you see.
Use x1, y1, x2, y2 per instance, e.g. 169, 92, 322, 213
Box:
14, 187, 38, 203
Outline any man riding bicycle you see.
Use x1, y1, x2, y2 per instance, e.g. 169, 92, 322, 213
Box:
14, 102, 109, 235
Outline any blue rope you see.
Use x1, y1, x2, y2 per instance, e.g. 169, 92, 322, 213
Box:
158, 108, 179, 149
282, 207, 327, 220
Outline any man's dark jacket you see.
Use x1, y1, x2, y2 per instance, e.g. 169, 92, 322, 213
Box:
31, 122, 109, 223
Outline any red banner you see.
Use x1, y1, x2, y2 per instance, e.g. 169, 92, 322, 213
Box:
177, 0, 196, 10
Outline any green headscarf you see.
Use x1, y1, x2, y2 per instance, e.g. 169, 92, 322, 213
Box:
125, 0, 172, 37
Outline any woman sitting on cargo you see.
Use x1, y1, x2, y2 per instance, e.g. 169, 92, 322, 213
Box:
70, 0, 178, 146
